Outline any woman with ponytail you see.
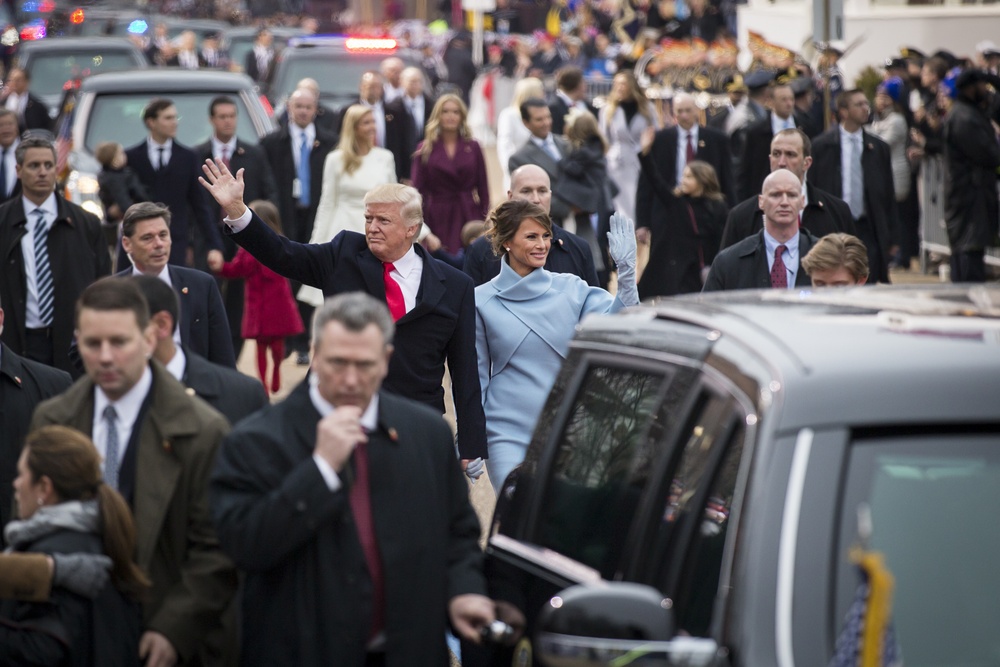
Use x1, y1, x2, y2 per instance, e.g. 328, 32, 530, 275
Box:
1, 425, 147, 666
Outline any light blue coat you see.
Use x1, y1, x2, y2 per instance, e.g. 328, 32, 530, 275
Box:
475, 260, 624, 492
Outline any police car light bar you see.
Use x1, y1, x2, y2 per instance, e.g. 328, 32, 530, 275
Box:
345, 37, 397, 52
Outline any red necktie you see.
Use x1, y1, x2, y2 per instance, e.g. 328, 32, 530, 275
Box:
348, 437, 385, 640
221, 146, 230, 169
771, 245, 788, 288
383, 262, 405, 321
686, 133, 696, 164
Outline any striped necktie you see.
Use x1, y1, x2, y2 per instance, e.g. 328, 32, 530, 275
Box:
32, 209, 54, 326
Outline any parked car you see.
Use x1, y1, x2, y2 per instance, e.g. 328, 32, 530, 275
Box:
472, 285, 1000, 667
59, 68, 274, 220
267, 35, 422, 114
14, 36, 148, 118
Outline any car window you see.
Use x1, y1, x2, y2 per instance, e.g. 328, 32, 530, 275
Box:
84, 92, 261, 152
836, 433, 1000, 666
532, 363, 676, 579
27, 51, 142, 99
272, 54, 387, 108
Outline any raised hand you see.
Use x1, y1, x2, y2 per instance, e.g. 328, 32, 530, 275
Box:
199, 158, 247, 220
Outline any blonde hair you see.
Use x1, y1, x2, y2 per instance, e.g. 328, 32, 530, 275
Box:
337, 104, 375, 175
510, 77, 545, 110
564, 108, 607, 153
801, 233, 870, 282
419, 94, 470, 164
603, 71, 654, 132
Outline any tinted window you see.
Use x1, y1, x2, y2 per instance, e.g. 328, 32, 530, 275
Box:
84, 93, 261, 152
28, 51, 142, 99
534, 364, 673, 578
836, 433, 1000, 665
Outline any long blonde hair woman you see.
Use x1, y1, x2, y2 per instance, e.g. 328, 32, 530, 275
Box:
411, 94, 490, 252
497, 77, 545, 191
599, 70, 661, 221
300, 104, 396, 306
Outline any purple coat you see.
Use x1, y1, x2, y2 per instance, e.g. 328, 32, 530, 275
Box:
411, 137, 490, 253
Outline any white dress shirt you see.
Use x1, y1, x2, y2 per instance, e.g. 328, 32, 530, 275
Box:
763, 228, 800, 288
212, 136, 237, 163
531, 134, 562, 162
770, 112, 795, 134
147, 137, 173, 170
1, 138, 17, 196
224, 207, 423, 314
164, 345, 187, 381
92, 365, 154, 470
404, 94, 425, 136
289, 123, 315, 173
20, 194, 58, 329
310, 374, 380, 492
676, 125, 699, 187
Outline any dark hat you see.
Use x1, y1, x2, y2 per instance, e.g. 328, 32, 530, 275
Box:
745, 69, 775, 91
931, 49, 958, 67
790, 76, 813, 97
204, 31, 222, 41
900, 46, 925, 61
884, 57, 907, 70
955, 67, 1000, 89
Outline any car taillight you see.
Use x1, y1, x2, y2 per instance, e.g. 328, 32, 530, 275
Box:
70, 8, 84, 24
259, 94, 273, 117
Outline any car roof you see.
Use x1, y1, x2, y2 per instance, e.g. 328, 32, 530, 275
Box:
578, 285, 1000, 428
79, 68, 258, 93
17, 36, 144, 52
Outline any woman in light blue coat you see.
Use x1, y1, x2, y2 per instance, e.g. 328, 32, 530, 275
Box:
476, 200, 639, 493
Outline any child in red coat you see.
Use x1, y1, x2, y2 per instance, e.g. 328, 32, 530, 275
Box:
211, 200, 304, 394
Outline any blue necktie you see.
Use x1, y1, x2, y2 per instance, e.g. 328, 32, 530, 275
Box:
32, 209, 53, 327
103, 405, 120, 489
299, 133, 311, 206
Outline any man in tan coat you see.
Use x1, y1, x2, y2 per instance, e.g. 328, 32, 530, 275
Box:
32, 277, 236, 667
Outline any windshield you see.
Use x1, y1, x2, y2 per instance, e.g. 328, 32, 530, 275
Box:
271, 53, 392, 110
28, 51, 143, 100
836, 433, 1000, 666
83, 92, 262, 153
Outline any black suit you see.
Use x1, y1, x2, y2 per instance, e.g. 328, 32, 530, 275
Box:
195, 139, 278, 355
210, 385, 487, 666
19, 92, 52, 133
229, 213, 487, 459
116, 266, 235, 368
738, 110, 815, 200
720, 181, 857, 249
259, 124, 337, 245
277, 104, 339, 135
0, 344, 71, 533
385, 93, 434, 181
703, 229, 818, 291
808, 128, 898, 283
181, 347, 267, 426
463, 225, 599, 287
125, 140, 223, 268
636, 125, 735, 233
508, 135, 572, 222
0, 194, 111, 375
548, 95, 598, 137
243, 48, 274, 85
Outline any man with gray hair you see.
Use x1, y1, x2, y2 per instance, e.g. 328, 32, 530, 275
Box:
211, 292, 498, 665
200, 161, 488, 476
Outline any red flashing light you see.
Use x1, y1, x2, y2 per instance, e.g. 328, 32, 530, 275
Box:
38, 0, 55, 11
70, 8, 85, 24
20, 25, 45, 40
345, 37, 397, 52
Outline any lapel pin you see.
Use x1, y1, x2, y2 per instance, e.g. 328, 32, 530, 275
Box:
181, 287, 189, 294
867, 143, 873, 150
386, 113, 394, 121
388, 427, 399, 442
14, 376, 21, 385
185, 387, 196, 396
818, 201, 823, 207
698, 140, 706, 147
313, 140, 320, 148
162, 440, 172, 453
237, 147, 245, 155
558, 238, 564, 246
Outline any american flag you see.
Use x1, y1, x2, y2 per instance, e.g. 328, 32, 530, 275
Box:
54, 86, 77, 180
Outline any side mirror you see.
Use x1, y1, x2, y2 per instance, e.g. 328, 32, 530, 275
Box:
536, 582, 721, 667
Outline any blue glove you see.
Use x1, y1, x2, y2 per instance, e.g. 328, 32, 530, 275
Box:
465, 457, 486, 483
607, 211, 639, 306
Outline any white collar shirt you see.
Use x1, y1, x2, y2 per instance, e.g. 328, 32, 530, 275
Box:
386, 244, 422, 314
164, 345, 187, 382
92, 365, 154, 470
1, 138, 17, 196
20, 194, 58, 329
289, 123, 316, 172
362, 100, 385, 147
763, 228, 800, 288
839, 126, 864, 208
212, 136, 237, 162
147, 137, 173, 170
771, 112, 795, 134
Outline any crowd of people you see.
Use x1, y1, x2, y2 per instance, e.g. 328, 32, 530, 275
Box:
0, 7, 998, 664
